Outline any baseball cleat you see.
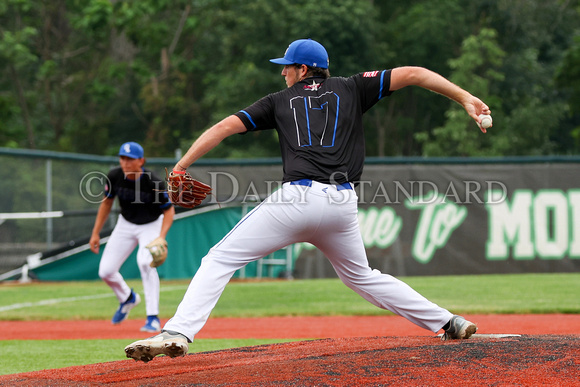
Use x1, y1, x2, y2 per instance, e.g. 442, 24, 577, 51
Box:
441, 315, 477, 341
140, 316, 161, 332
125, 330, 189, 362
112, 289, 140, 325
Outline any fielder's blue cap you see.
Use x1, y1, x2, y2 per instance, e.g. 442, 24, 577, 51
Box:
118, 142, 144, 159
270, 39, 329, 69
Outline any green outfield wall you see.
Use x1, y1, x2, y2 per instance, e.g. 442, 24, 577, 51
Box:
26, 206, 292, 281
1, 148, 579, 280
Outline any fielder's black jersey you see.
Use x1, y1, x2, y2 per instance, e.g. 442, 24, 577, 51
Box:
234, 70, 393, 184
105, 167, 172, 225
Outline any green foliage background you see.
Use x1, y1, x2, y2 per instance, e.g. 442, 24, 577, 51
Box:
1, 0, 580, 158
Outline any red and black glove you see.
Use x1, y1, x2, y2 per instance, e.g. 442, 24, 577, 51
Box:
166, 169, 212, 208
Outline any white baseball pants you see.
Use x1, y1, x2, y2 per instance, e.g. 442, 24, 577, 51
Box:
164, 181, 453, 341
98, 214, 162, 316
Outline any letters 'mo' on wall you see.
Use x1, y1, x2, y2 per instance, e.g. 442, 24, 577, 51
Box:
486, 190, 580, 260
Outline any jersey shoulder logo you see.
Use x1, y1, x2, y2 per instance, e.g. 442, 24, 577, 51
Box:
304, 80, 322, 91
363, 71, 380, 78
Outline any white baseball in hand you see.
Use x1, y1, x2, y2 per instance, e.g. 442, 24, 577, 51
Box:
478, 114, 493, 129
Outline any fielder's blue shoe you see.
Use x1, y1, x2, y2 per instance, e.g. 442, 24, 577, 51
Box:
112, 289, 141, 325
140, 316, 161, 332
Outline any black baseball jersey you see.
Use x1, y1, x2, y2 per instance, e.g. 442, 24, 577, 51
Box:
234, 70, 393, 184
105, 167, 172, 225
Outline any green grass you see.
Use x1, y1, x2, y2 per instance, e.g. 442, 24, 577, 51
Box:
0, 339, 295, 375
1, 273, 579, 375
3, 274, 579, 321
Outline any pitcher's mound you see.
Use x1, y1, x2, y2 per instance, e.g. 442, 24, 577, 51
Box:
2, 335, 579, 386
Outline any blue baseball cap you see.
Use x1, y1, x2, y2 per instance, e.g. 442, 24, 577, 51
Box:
270, 39, 329, 69
118, 142, 144, 159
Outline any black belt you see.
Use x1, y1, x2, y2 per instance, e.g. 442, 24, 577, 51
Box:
290, 179, 352, 191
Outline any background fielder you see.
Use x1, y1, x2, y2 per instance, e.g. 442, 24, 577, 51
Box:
90, 142, 175, 332
125, 38, 490, 362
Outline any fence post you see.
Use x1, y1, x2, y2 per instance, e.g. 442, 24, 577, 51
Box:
46, 159, 53, 249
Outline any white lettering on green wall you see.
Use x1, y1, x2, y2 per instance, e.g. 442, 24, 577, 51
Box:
485, 189, 580, 260
357, 206, 402, 249
405, 195, 467, 263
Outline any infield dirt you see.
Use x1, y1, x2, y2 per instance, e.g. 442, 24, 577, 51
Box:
1, 314, 579, 386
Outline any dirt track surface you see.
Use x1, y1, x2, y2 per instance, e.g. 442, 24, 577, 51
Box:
2, 313, 580, 340
1, 315, 579, 386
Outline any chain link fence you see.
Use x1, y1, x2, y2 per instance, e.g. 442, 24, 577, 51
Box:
0, 148, 284, 273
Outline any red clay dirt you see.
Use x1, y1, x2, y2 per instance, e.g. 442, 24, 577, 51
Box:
1, 315, 579, 386
2, 314, 579, 340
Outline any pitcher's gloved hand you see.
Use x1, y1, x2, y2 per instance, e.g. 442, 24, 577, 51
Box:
166, 169, 212, 209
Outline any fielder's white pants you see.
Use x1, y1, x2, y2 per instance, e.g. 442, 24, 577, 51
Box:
98, 214, 162, 316
164, 182, 453, 341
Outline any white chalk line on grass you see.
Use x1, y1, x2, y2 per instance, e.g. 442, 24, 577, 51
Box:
0, 285, 188, 312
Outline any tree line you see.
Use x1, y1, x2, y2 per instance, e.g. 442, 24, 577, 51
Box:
1, 0, 579, 158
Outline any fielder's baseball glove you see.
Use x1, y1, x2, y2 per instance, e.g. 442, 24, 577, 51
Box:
166, 169, 212, 209
146, 236, 168, 268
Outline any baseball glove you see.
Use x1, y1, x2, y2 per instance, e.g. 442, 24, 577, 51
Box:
146, 236, 168, 268
166, 169, 212, 209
